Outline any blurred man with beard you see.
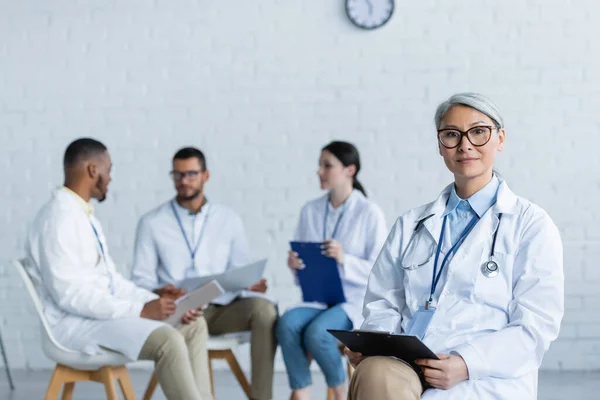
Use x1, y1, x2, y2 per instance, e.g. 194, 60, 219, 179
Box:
132, 147, 278, 400
26, 139, 213, 400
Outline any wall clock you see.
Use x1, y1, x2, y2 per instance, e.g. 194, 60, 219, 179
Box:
346, 0, 394, 30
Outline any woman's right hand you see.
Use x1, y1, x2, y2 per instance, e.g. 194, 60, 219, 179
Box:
345, 347, 366, 367
287, 250, 304, 270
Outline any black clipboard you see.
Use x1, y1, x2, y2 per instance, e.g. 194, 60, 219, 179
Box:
328, 329, 439, 364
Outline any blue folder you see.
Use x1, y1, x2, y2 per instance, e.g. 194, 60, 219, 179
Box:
290, 241, 346, 306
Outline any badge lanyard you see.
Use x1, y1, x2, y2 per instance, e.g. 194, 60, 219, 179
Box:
427, 214, 480, 309
323, 202, 345, 241
89, 220, 115, 294
170, 200, 210, 270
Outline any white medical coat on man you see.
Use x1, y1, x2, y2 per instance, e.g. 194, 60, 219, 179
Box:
25, 188, 164, 360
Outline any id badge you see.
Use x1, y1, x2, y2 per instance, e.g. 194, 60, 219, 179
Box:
406, 306, 436, 340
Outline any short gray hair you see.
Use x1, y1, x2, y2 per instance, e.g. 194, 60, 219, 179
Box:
434, 92, 504, 130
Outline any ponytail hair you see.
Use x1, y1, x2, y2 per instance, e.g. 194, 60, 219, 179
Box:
352, 178, 367, 197
322, 140, 367, 197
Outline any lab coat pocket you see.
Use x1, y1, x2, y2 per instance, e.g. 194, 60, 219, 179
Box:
404, 258, 436, 311
473, 252, 514, 310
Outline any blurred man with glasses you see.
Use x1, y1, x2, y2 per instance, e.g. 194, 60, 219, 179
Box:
132, 147, 278, 400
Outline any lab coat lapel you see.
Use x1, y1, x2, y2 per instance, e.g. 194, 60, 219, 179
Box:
420, 184, 452, 246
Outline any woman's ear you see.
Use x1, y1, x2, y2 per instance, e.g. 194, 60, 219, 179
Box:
497, 129, 506, 152
345, 164, 357, 179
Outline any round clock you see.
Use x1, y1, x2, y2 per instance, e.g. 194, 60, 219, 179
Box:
346, 0, 394, 30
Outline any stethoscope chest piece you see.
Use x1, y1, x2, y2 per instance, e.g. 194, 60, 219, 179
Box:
481, 261, 499, 278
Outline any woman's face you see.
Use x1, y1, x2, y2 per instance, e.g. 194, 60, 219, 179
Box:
438, 105, 505, 181
317, 150, 354, 191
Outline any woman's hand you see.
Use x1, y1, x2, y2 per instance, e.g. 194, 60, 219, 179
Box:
288, 250, 304, 270
415, 354, 469, 390
322, 239, 344, 264
344, 347, 366, 367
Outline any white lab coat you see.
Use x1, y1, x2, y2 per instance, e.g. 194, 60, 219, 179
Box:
292, 189, 388, 328
132, 200, 255, 305
25, 190, 163, 360
362, 179, 564, 399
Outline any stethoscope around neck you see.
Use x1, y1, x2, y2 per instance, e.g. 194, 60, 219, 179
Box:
399, 213, 503, 278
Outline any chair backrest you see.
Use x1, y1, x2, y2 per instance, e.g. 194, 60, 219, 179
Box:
12, 259, 75, 353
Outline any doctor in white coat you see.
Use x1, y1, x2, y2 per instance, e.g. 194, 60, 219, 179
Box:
276, 141, 388, 400
346, 93, 564, 400
26, 138, 213, 400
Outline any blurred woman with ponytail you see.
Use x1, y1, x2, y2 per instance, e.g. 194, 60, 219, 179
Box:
276, 141, 388, 400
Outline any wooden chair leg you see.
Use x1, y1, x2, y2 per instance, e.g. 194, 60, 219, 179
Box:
223, 350, 251, 399
61, 382, 75, 400
113, 366, 137, 400
143, 372, 158, 400
95, 366, 119, 400
208, 352, 215, 397
45, 364, 92, 400
326, 387, 335, 400
44, 366, 65, 400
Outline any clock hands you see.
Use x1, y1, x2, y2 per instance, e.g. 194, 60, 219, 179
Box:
365, 0, 374, 16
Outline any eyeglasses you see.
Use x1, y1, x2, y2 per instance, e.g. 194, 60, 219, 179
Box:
437, 125, 496, 149
169, 170, 203, 181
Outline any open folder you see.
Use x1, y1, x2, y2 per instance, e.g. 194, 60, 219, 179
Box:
166, 280, 224, 326
177, 259, 267, 293
290, 241, 345, 306
327, 329, 439, 364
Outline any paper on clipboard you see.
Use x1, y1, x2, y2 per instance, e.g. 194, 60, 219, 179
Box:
178, 259, 267, 293
165, 280, 224, 326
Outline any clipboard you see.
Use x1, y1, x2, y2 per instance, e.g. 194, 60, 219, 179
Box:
290, 241, 346, 306
327, 329, 439, 364
177, 259, 267, 293
165, 280, 224, 326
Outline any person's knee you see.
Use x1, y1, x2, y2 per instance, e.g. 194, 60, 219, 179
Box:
250, 299, 278, 327
352, 357, 420, 399
302, 321, 329, 352
186, 316, 208, 338
143, 325, 188, 361
275, 311, 302, 343
157, 328, 188, 359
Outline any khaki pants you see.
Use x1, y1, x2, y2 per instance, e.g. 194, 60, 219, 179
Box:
204, 297, 278, 400
348, 356, 423, 400
139, 318, 212, 400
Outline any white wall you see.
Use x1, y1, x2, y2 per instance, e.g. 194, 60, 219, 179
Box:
1, 0, 599, 372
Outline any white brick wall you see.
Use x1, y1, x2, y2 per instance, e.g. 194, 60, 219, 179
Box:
1, 0, 599, 372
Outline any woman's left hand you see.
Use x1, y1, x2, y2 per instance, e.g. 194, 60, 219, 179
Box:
415, 354, 469, 390
322, 239, 344, 264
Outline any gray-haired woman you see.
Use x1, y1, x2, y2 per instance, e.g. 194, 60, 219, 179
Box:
345, 93, 564, 399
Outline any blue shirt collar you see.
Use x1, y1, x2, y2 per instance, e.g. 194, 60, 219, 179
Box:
443, 174, 500, 218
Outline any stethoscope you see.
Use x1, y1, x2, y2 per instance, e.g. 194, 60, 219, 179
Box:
399, 213, 503, 278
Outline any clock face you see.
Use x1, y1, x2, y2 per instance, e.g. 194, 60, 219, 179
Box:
346, 0, 394, 30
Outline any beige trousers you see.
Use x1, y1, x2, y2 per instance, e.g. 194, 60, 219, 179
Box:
139, 318, 212, 400
204, 297, 278, 400
348, 356, 423, 400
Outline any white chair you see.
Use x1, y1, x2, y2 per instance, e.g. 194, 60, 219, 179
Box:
143, 331, 252, 400
13, 259, 150, 400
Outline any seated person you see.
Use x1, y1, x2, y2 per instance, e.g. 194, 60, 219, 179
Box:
132, 147, 278, 400
26, 138, 212, 400
345, 93, 564, 400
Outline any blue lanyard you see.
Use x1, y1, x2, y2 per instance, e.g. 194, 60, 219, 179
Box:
170, 200, 209, 262
89, 220, 116, 294
428, 214, 480, 308
89, 221, 105, 259
323, 202, 345, 240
